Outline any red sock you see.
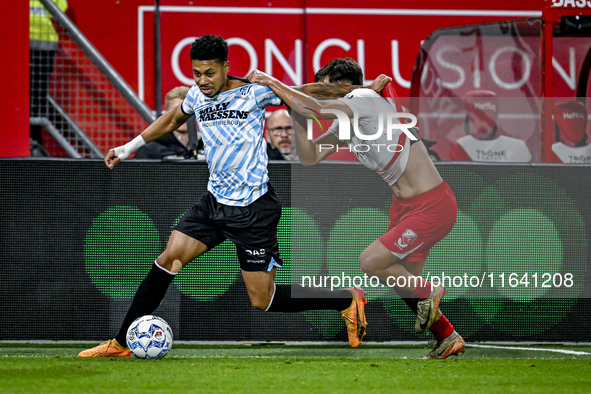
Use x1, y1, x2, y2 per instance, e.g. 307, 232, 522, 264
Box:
429, 314, 455, 341
410, 277, 431, 299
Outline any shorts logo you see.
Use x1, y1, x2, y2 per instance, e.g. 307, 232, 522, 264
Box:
245, 249, 267, 264
245, 249, 266, 257
397, 229, 417, 248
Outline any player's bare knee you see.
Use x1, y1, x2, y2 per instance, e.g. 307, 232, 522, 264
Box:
155, 254, 182, 273
359, 252, 378, 276
250, 294, 272, 310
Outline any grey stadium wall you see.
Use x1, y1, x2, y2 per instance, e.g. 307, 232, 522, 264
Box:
0, 159, 589, 342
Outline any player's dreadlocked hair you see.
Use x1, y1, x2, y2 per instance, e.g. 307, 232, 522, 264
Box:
190, 35, 228, 63
314, 57, 363, 86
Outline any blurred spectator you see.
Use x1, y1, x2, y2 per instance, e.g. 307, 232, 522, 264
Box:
450, 90, 532, 162
265, 108, 297, 161
29, 0, 68, 150
134, 86, 204, 160
552, 100, 591, 163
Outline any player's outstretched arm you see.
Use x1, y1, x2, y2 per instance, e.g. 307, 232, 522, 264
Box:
288, 109, 342, 166
295, 82, 353, 98
293, 74, 392, 98
104, 105, 192, 169
246, 69, 352, 120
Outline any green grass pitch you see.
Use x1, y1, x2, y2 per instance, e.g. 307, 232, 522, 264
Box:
1, 343, 590, 393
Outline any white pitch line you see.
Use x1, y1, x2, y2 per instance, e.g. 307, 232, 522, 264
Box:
466, 343, 591, 356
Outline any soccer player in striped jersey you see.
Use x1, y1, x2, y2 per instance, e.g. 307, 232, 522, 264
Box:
79, 35, 366, 358
247, 59, 465, 359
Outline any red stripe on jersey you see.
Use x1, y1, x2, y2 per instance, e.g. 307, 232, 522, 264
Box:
379, 133, 407, 173
379, 81, 407, 173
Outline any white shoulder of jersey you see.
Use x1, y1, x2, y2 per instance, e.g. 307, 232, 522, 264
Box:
345, 88, 380, 99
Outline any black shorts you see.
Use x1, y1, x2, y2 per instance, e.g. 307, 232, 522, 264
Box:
174, 184, 284, 272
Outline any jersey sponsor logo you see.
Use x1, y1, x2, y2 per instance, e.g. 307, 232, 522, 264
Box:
562, 111, 585, 120
197, 102, 248, 122
564, 154, 591, 163
458, 135, 532, 162
474, 149, 507, 160
474, 101, 496, 112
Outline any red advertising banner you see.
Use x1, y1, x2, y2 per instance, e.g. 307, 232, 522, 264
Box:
7, 0, 589, 159
129, 2, 545, 160
136, 5, 544, 106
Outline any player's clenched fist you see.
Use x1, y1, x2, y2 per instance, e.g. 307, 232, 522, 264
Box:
103, 135, 146, 169
104, 149, 121, 169
368, 74, 393, 92
247, 69, 275, 86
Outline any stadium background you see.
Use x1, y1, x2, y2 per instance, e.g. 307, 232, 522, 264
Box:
1, 160, 589, 342
0, 0, 580, 160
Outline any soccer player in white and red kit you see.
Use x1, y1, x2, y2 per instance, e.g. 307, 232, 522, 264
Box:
248, 58, 465, 359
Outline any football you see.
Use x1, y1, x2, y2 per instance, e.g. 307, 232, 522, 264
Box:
126, 315, 173, 359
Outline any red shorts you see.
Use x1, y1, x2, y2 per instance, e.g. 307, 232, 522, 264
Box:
378, 180, 457, 263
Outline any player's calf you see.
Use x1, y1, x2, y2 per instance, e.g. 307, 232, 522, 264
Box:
415, 284, 446, 333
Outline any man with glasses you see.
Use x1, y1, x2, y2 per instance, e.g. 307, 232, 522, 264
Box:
265, 108, 297, 161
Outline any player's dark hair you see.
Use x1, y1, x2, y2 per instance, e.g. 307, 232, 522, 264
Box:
314, 57, 363, 86
190, 35, 228, 63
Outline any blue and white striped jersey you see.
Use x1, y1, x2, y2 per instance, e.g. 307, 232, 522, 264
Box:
181, 82, 281, 206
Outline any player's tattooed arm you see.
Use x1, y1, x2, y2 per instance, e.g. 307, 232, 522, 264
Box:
295, 74, 393, 97
294, 83, 355, 98
247, 69, 353, 119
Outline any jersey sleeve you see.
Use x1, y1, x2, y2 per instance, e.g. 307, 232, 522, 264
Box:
337, 88, 381, 120
326, 89, 378, 141
181, 86, 199, 115
327, 119, 342, 139
253, 84, 282, 108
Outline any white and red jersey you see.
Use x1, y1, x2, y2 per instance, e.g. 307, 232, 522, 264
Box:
327, 88, 411, 186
